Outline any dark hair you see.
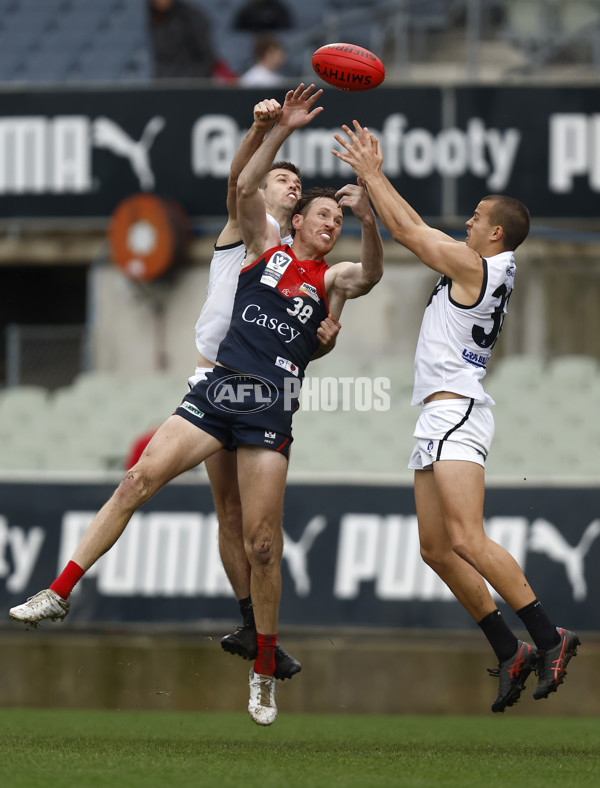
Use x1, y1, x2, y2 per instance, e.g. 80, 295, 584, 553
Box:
269, 160, 301, 179
290, 187, 340, 237
260, 161, 301, 190
482, 194, 530, 250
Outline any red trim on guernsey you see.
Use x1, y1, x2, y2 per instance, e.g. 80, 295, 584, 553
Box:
240, 245, 283, 274
241, 245, 330, 314
276, 437, 291, 452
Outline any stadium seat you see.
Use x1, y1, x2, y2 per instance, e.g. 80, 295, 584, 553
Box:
2, 350, 599, 475
0, 0, 151, 84
0, 440, 45, 472
555, 1, 600, 35
545, 355, 599, 387
14, 51, 75, 83
486, 354, 547, 395
0, 385, 49, 415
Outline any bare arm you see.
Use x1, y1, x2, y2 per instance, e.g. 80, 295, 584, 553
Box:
332, 121, 478, 290
324, 179, 383, 317
237, 83, 324, 265
217, 99, 282, 246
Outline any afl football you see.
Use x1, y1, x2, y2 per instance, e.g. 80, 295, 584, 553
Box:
312, 43, 385, 91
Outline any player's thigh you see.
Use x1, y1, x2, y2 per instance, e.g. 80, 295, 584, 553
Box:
205, 449, 241, 513
414, 469, 452, 554
236, 446, 288, 534
134, 414, 223, 488
432, 459, 486, 541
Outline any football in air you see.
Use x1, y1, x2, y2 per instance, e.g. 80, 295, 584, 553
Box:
312, 43, 385, 91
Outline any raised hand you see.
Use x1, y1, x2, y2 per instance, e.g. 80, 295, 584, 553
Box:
333, 120, 382, 182
253, 98, 282, 128
279, 83, 324, 130
335, 177, 373, 222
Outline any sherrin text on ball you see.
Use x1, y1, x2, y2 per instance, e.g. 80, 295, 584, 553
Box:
312, 43, 385, 92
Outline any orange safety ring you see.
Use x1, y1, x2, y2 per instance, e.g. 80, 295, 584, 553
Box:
108, 193, 189, 282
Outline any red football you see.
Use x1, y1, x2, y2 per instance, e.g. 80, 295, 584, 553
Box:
312, 42, 385, 92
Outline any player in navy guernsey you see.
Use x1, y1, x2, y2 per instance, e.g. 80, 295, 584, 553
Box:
216, 242, 329, 389
8, 85, 383, 729
178, 86, 383, 726
335, 119, 580, 717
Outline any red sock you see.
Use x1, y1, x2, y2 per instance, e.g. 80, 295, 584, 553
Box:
49, 561, 85, 600
254, 633, 277, 676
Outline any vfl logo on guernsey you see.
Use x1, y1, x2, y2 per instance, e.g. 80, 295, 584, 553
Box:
261, 251, 293, 288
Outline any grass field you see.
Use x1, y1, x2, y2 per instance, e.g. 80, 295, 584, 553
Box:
0, 709, 600, 788
0, 710, 598, 787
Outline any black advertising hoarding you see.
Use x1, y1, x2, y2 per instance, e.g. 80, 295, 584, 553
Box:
0, 85, 443, 220
1, 478, 598, 630
1, 84, 598, 221
455, 86, 600, 218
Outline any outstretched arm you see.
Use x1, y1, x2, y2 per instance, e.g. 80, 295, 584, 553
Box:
217, 99, 282, 246
324, 178, 383, 317
237, 83, 324, 264
332, 121, 472, 283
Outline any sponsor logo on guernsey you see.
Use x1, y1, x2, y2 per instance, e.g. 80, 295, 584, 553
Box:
299, 282, 319, 302
276, 356, 299, 376
181, 401, 205, 419
241, 304, 300, 343
462, 348, 489, 368
260, 250, 293, 287
264, 431, 276, 444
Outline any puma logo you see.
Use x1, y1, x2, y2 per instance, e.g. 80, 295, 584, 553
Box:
529, 518, 600, 601
282, 516, 327, 596
92, 116, 165, 190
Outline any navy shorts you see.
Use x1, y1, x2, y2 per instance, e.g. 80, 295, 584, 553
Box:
175, 366, 297, 458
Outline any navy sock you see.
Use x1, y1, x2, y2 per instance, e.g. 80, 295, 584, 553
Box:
478, 609, 519, 663
516, 600, 560, 651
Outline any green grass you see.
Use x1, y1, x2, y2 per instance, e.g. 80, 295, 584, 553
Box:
0, 710, 598, 787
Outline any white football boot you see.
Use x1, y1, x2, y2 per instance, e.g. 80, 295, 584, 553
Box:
248, 669, 277, 726
9, 589, 70, 627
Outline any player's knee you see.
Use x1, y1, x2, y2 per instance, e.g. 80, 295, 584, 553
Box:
248, 536, 273, 564
246, 525, 280, 565
115, 468, 153, 510
420, 543, 447, 571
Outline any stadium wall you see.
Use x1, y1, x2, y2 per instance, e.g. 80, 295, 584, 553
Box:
2, 628, 599, 716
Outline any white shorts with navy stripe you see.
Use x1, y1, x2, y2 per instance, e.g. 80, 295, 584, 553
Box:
408, 398, 495, 470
